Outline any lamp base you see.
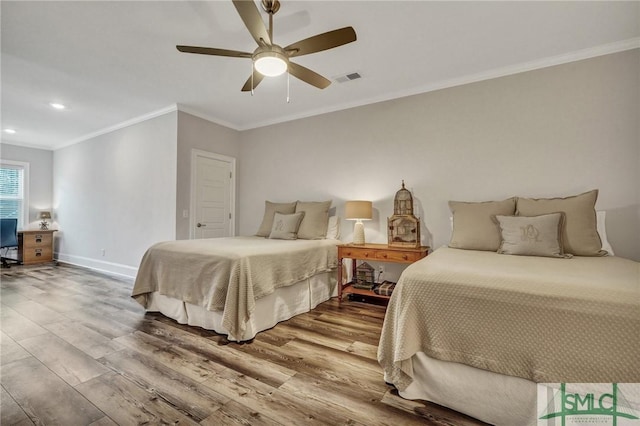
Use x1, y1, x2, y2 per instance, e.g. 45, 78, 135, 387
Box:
352, 221, 365, 245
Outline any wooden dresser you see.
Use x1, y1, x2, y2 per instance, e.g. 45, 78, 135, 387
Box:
18, 230, 56, 265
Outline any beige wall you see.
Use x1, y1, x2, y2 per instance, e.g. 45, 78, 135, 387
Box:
239, 49, 640, 261
176, 111, 241, 240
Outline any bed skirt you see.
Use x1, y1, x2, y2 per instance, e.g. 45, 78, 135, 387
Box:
144, 271, 336, 342
397, 352, 537, 426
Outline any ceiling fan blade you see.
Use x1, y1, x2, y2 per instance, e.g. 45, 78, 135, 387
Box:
288, 62, 331, 89
284, 27, 356, 58
232, 0, 271, 46
176, 45, 252, 58
241, 70, 266, 92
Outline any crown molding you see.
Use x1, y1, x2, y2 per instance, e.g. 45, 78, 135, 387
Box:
53, 104, 179, 150
238, 38, 640, 131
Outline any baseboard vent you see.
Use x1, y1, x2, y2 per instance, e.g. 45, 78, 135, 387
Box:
334, 72, 362, 83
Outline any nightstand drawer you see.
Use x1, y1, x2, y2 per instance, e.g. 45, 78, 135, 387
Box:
22, 247, 53, 264
23, 232, 53, 248
375, 250, 423, 263
339, 247, 377, 259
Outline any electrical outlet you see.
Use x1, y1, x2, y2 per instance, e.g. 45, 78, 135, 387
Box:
101, 248, 106, 256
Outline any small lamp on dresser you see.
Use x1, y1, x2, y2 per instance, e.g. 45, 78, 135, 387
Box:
39, 211, 51, 230
345, 200, 372, 245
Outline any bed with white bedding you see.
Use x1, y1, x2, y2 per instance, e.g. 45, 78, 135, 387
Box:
377, 191, 640, 425
132, 236, 339, 342
378, 247, 639, 424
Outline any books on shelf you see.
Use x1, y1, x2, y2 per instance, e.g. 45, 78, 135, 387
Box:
352, 282, 375, 290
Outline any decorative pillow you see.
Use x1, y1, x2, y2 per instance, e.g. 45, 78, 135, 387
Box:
494, 213, 570, 258
516, 190, 606, 256
295, 200, 332, 239
256, 201, 297, 237
268, 212, 305, 240
449, 197, 517, 251
596, 211, 614, 256
325, 216, 340, 239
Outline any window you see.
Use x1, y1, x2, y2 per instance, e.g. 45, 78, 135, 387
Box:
0, 160, 29, 229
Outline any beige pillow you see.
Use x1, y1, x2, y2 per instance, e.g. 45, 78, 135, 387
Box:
268, 212, 305, 240
295, 200, 332, 239
494, 213, 570, 258
449, 198, 516, 251
516, 190, 605, 256
256, 201, 297, 237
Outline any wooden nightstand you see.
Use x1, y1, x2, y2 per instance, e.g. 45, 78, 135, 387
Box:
18, 230, 56, 265
337, 243, 429, 304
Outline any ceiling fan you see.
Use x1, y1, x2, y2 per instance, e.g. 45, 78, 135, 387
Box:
177, 0, 357, 92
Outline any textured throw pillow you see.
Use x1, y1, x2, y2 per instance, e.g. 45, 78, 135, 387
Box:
256, 201, 297, 237
516, 190, 605, 256
268, 212, 305, 240
449, 198, 517, 251
494, 213, 570, 258
295, 200, 332, 239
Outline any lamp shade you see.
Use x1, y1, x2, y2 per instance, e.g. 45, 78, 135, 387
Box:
345, 201, 372, 220
39, 211, 51, 220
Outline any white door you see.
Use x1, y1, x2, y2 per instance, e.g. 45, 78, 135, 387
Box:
190, 150, 235, 239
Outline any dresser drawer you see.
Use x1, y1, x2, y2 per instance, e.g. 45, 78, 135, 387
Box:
22, 232, 53, 248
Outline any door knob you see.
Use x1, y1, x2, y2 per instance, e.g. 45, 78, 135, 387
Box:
197, 223, 206, 227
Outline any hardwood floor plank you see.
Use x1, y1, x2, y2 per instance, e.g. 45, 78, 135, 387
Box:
19, 333, 111, 386
76, 371, 200, 425
99, 349, 229, 422
201, 399, 281, 426
278, 372, 426, 426
62, 306, 136, 339
1, 356, 105, 425
8, 299, 67, 325
0, 288, 30, 307
137, 319, 296, 388
1, 385, 34, 426
0, 331, 31, 365
202, 368, 363, 426
0, 305, 49, 341
114, 331, 227, 383
44, 320, 125, 359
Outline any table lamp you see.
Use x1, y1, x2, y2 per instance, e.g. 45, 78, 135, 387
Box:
345, 200, 372, 245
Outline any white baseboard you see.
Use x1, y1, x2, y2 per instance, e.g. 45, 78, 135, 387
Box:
55, 252, 138, 279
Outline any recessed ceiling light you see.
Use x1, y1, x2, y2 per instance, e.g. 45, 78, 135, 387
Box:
3, 128, 17, 134
49, 102, 66, 110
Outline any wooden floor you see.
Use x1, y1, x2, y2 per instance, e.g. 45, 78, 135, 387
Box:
1, 263, 487, 425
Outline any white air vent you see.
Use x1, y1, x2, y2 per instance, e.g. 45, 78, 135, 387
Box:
334, 72, 362, 83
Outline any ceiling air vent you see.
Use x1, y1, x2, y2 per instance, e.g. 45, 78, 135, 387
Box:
334, 72, 362, 83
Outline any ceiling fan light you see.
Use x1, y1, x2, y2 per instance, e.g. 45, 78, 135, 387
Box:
254, 51, 288, 77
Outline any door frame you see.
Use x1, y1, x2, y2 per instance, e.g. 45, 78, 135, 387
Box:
189, 149, 236, 239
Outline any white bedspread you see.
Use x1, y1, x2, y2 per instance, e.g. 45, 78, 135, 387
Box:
132, 236, 339, 338
378, 247, 640, 390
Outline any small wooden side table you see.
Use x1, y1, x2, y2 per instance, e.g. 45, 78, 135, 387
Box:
337, 243, 429, 304
18, 229, 56, 265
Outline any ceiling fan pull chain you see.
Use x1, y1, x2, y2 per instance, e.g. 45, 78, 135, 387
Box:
286, 71, 290, 103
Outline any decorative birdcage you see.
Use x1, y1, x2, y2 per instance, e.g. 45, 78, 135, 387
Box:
354, 262, 375, 289
388, 180, 421, 248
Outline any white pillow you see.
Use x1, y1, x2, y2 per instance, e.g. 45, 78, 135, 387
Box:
326, 216, 340, 239
596, 211, 614, 255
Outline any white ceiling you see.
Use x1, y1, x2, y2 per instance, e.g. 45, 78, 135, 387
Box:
2, 1, 639, 150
